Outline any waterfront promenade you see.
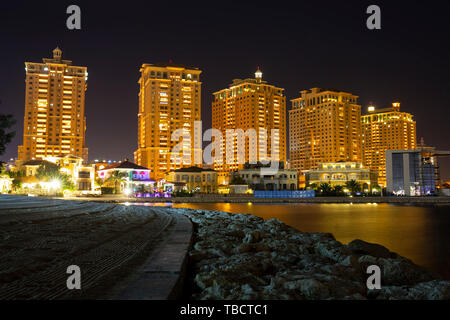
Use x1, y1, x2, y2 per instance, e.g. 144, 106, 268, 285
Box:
1, 194, 449, 300
0, 194, 192, 299
63, 194, 450, 204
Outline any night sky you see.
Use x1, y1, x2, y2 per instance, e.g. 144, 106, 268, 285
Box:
1, 0, 449, 179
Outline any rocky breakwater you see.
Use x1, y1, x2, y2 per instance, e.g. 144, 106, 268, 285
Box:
166, 208, 450, 300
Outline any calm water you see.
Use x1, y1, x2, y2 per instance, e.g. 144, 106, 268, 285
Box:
135, 202, 450, 279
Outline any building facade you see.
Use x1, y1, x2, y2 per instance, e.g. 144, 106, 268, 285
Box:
49, 155, 95, 192
212, 69, 286, 184
18, 47, 88, 162
362, 102, 416, 187
231, 164, 298, 191
386, 145, 450, 196
165, 166, 218, 193
97, 159, 154, 194
13, 155, 95, 193
134, 63, 202, 180
305, 161, 378, 192
289, 88, 362, 174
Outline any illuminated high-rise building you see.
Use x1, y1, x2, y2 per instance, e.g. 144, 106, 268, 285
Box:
361, 102, 417, 187
134, 63, 202, 180
212, 68, 286, 184
289, 88, 362, 173
18, 47, 88, 162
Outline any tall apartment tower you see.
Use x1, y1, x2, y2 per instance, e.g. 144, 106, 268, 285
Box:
134, 63, 202, 180
289, 88, 362, 173
18, 47, 88, 162
361, 102, 417, 187
212, 68, 286, 184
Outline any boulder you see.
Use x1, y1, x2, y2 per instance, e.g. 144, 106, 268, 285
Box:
347, 239, 392, 258
171, 207, 449, 300
243, 230, 262, 243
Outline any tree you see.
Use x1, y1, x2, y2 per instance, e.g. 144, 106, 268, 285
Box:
35, 163, 74, 191
318, 182, 333, 196
0, 162, 7, 176
105, 171, 128, 194
333, 185, 344, 196
0, 111, 16, 156
308, 183, 317, 189
35, 162, 60, 180
6, 169, 24, 178
230, 175, 247, 185
371, 184, 382, 196
3, 168, 24, 192
345, 179, 361, 195
59, 174, 76, 191
12, 179, 22, 191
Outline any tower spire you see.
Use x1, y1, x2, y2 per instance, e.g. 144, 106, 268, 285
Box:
255, 67, 262, 81
53, 46, 62, 60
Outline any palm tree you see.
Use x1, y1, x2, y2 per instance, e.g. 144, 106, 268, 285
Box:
230, 175, 247, 185
0, 110, 16, 156
371, 184, 382, 196
318, 182, 333, 196
345, 179, 361, 195
308, 183, 318, 190
105, 171, 128, 194
333, 185, 344, 196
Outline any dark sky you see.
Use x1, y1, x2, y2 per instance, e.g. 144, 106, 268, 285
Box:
1, 0, 450, 179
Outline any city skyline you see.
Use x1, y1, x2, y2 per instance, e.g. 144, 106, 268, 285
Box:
1, 1, 449, 179
1, 1, 450, 304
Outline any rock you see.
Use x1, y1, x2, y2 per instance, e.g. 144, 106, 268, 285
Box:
344, 293, 366, 300
314, 240, 351, 263
225, 230, 245, 239
340, 255, 360, 268
243, 231, 262, 243
237, 244, 252, 253
347, 239, 392, 258
371, 281, 450, 300
172, 207, 449, 300
358, 255, 435, 286
296, 278, 330, 299
237, 243, 271, 254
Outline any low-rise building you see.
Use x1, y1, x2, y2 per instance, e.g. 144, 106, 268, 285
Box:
13, 155, 96, 194
305, 161, 378, 191
0, 176, 13, 193
229, 184, 250, 194
386, 144, 450, 196
47, 155, 95, 192
232, 163, 298, 191
165, 166, 218, 193
97, 158, 155, 194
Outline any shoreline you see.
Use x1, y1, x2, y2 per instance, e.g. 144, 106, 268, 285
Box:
170, 207, 450, 300
1, 194, 449, 299
59, 195, 450, 205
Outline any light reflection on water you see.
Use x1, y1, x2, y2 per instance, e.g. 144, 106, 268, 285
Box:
131, 202, 450, 279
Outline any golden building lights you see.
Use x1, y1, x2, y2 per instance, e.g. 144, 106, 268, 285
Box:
289, 88, 362, 174
18, 47, 88, 162
211, 68, 286, 184
134, 63, 202, 180
361, 102, 417, 186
